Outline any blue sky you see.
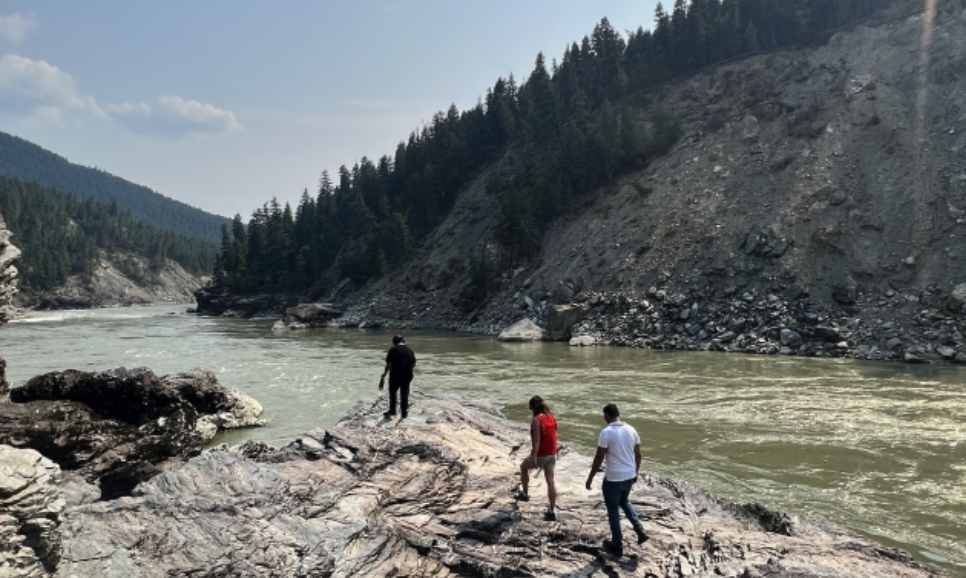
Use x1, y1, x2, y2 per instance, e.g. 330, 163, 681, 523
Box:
0, 1, 661, 218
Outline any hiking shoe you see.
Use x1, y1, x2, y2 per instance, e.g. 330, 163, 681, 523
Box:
635, 528, 649, 544
514, 488, 530, 501
602, 539, 623, 557
544, 510, 557, 521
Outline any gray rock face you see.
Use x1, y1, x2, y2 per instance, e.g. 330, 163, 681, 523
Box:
0, 445, 65, 576
16, 250, 203, 311
545, 304, 584, 341
56, 393, 938, 577
0, 207, 21, 326
497, 318, 544, 342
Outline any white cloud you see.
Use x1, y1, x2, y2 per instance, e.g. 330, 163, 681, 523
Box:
158, 95, 240, 132
0, 12, 38, 44
108, 95, 242, 137
0, 54, 239, 136
0, 54, 104, 126
106, 102, 151, 117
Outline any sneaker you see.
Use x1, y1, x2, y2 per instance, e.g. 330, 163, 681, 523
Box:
544, 510, 557, 521
514, 488, 530, 501
635, 528, 649, 544
602, 539, 623, 557
382, 411, 397, 418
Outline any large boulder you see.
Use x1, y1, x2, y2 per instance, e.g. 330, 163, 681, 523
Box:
0, 445, 65, 576
274, 302, 342, 330
497, 318, 544, 342
831, 275, 858, 304
55, 393, 939, 577
1, 367, 266, 499
546, 304, 585, 341
948, 282, 966, 313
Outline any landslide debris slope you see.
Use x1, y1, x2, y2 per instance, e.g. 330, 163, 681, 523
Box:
347, 1, 966, 348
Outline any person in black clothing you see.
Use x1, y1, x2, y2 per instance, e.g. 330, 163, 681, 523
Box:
380, 334, 416, 419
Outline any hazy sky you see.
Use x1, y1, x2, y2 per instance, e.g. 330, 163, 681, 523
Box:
0, 1, 661, 218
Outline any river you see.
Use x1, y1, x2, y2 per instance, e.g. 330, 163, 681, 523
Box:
1, 304, 964, 576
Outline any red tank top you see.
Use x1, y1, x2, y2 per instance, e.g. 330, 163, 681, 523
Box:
536, 413, 558, 457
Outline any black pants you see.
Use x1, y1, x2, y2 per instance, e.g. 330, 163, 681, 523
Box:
388, 375, 412, 416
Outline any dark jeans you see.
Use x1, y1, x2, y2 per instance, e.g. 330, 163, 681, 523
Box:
602, 478, 643, 547
388, 375, 412, 415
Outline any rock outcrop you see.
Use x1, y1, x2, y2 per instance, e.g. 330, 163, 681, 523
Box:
56, 393, 939, 577
193, 285, 297, 317
0, 205, 20, 325
0, 367, 266, 500
0, 446, 64, 577
497, 318, 544, 342
272, 302, 342, 330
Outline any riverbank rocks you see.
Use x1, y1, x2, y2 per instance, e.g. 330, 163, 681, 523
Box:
272, 302, 342, 330
0, 367, 266, 499
497, 318, 544, 341
54, 392, 939, 577
0, 445, 64, 576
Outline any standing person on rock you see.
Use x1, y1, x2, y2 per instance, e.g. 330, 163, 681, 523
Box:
585, 403, 648, 557
380, 334, 416, 420
515, 395, 559, 521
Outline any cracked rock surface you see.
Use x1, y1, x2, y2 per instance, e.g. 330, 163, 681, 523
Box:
0, 446, 64, 577
57, 392, 938, 577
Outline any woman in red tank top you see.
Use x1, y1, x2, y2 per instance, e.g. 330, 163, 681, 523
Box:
516, 395, 559, 521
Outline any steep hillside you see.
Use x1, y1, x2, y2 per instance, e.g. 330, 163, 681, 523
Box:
332, 0, 966, 362
15, 250, 204, 310
0, 131, 230, 242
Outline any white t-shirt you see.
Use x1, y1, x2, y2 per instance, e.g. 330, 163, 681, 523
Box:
597, 422, 641, 482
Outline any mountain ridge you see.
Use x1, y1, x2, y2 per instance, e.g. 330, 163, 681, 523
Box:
0, 131, 230, 243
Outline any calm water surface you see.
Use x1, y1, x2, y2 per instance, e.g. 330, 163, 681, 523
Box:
2, 305, 964, 576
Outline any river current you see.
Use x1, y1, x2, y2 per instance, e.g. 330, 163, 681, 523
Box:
1, 304, 964, 575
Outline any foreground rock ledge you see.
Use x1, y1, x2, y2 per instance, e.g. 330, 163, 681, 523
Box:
59, 393, 938, 578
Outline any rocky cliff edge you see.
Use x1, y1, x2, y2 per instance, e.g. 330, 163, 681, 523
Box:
0, 206, 20, 325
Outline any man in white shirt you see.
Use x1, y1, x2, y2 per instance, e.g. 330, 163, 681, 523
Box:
584, 403, 648, 557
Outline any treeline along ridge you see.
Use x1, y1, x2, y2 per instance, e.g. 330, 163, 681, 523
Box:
215, 0, 896, 294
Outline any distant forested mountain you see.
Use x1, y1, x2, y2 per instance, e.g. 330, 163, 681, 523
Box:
0, 131, 229, 243
216, 0, 897, 293
0, 176, 216, 292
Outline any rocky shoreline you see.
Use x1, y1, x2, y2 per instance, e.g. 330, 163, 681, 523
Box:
198, 278, 966, 365
1, 389, 943, 577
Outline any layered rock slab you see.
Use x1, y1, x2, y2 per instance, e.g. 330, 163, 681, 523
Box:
58, 393, 938, 577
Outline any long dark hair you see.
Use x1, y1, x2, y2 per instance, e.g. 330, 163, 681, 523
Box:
529, 395, 551, 416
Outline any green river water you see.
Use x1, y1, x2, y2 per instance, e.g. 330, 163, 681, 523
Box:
1, 305, 963, 575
